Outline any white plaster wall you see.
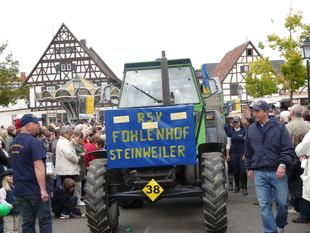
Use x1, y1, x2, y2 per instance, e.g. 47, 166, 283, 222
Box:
0, 99, 46, 128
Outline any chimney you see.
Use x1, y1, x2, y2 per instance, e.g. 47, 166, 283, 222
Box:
80, 39, 87, 47
20, 72, 26, 81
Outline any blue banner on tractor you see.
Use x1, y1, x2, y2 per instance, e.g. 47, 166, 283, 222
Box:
105, 105, 197, 169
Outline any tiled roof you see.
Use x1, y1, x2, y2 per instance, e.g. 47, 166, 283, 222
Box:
87, 47, 121, 86
210, 41, 251, 81
203, 41, 284, 82
204, 63, 219, 76
271, 60, 285, 74
205, 60, 284, 77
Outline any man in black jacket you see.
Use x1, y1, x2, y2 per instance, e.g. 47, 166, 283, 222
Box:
245, 100, 294, 233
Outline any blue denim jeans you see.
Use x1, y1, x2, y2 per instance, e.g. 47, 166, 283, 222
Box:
14, 195, 52, 233
56, 175, 62, 188
62, 195, 78, 215
254, 170, 289, 233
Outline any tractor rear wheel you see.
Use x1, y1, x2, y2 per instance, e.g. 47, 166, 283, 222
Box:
202, 152, 227, 233
84, 159, 119, 233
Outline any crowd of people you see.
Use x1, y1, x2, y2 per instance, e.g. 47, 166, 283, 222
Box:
0, 115, 105, 232
225, 101, 310, 233
0, 102, 308, 232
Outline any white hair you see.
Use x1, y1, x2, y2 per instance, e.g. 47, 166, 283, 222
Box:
60, 125, 73, 135
74, 124, 83, 132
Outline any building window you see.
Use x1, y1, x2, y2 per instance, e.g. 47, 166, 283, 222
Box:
61, 64, 66, 71
230, 84, 238, 95
247, 49, 253, 56
46, 86, 55, 91
56, 62, 76, 72
9, 82, 21, 89
57, 47, 73, 54
240, 65, 249, 73
12, 115, 17, 125
47, 112, 57, 125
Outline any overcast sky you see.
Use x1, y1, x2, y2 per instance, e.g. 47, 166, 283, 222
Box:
1, 0, 309, 79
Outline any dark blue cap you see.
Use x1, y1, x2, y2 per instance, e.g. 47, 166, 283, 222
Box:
233, 116, 241, 122
20, 114, 44, 127
251, 100, 269, 111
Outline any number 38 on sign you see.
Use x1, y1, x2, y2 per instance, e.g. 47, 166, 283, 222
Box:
142, 179, 164, 201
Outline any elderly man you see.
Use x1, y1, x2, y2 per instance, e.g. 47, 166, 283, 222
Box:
4, 125, 16, 151
245, 100, 294, 233
9, 114, 52, 233
285, 104, 310, 140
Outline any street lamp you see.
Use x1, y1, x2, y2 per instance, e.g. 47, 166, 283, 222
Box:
238, 85, 243, 112
72, 76, 81, 122
301, 37, 310, 103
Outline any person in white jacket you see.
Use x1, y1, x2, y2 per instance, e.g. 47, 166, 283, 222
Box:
294, 130, 310, 223
55, 125, 80, 183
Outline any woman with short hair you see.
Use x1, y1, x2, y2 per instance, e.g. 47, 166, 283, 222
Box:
55, 126, 80, 183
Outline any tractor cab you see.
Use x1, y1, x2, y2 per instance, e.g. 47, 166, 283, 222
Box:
118, 59, 201, 109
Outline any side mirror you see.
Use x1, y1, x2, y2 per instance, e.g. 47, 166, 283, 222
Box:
101, 85, 111, 101
208, 77, 222, 94
201, 77, 222, 94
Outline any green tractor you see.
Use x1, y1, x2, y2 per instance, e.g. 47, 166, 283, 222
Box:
84, 52, 228, 233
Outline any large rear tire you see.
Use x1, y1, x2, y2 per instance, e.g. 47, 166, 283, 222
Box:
84, 159, 119, 233
202, 152, 227, 233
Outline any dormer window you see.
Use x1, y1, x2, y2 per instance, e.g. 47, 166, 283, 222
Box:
247, 49, 253, 56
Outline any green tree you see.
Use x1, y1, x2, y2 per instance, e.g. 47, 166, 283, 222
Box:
0, 42, 29, 107
245, 57, 279, 98
265, 10, 309, 104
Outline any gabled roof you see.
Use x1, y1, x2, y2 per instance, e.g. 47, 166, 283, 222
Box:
204, 63, 218, 76
25, 23, 121, 86
210, 41, 258, 81
86, 46, 121, 86
270, 60, 285, 74
205, 59, 285, 77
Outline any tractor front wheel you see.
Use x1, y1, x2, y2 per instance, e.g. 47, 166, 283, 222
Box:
202, 152, 228, 233
84, 159, 119, 233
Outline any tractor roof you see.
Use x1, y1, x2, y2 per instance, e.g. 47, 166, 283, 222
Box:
124, 58, 192, 70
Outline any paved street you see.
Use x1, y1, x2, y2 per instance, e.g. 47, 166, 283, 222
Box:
23, 179, 309, 233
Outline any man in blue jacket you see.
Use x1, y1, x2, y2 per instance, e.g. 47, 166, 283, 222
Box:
245, 100, 294, 233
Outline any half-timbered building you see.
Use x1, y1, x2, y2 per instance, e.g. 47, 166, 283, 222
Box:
206, 41, 284, 103
24, 23, 121, 124
209, 41, 260, 102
